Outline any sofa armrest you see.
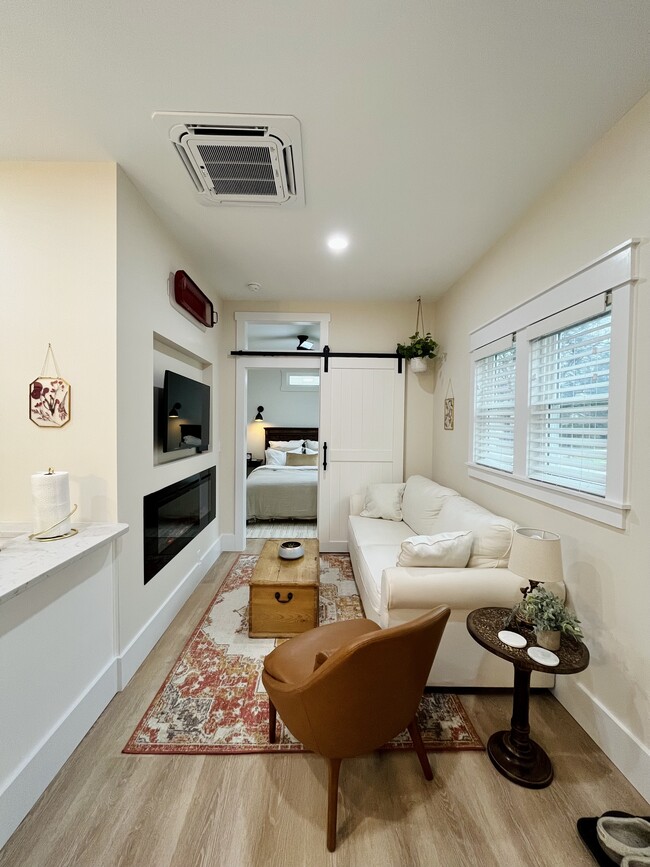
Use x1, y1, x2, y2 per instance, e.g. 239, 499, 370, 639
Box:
381, 566, 565, 612
349, 492, 365, 516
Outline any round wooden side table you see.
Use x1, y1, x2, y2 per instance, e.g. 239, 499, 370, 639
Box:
466, 607, 589, 788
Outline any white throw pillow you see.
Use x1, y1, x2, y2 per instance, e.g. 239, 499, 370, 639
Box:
397, 531, 473, 567
360, 483, 406, 521
268, 440, 303, 451
305, 440, 319, 451
303, 447, 318, 455
265, 447, 302, 466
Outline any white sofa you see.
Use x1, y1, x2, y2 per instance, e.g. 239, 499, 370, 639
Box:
348, 475, 564, 688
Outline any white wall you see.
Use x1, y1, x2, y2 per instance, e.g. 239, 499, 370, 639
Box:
246, 368, 319, 458
116, 169, 222, 662
432, 92, 650, 797
219, 299, 436, 534
0, 163, 118, 522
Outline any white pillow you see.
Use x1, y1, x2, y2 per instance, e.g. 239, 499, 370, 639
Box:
397, 531, 473, 567
265, 447, 302, 466
304, 447, 318, 455
268, 440, 303, 451
305, 440, 319, 451
360, 483, 406, 521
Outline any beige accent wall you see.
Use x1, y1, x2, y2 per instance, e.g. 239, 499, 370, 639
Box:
432, 93, 650, 785
218, 299, 436, 535
0, 162, 118, 522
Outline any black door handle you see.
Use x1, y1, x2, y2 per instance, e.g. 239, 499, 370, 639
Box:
323, 441, 327, 471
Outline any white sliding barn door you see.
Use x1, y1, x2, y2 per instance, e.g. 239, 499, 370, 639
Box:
318, 358, 405, 551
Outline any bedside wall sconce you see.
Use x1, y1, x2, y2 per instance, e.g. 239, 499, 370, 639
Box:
169, 403, 182, 418
254, 406, 264, 421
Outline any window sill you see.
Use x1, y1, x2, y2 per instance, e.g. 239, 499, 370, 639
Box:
466, 463, 629, 529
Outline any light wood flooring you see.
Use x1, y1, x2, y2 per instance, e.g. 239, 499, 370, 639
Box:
1, 541, 647, 867
247, 520, 318, 539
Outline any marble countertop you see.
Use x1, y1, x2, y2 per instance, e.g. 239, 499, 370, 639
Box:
0, 522, 129, 604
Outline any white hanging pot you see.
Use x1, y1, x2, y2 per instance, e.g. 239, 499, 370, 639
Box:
409, 357, 428, 374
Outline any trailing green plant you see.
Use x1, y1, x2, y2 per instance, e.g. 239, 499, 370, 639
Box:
518, 585, 584, 640
396, 331, 439, 360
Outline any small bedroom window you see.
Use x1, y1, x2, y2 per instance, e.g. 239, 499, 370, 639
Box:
468, 240, 638, 528
281, 371, 320, 391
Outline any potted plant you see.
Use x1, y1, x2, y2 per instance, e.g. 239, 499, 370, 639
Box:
517, 585, 584, 650
396, 331, 439, 373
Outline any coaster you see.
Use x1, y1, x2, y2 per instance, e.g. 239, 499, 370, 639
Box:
528, 646, 559, 666
498, 630, 527, 648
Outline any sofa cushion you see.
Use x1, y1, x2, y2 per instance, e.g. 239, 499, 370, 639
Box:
348, 515, 414, 549
434, 496, 515, 567
360, 483, 406, 521
397, 531, 473, 568
354, 543, 403, 618
400, 476, 459, 535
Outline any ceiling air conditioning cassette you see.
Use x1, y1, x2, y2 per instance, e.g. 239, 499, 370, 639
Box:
152, 111, 305, 207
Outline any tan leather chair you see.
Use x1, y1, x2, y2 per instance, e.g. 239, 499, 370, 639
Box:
262, 605, 451, 851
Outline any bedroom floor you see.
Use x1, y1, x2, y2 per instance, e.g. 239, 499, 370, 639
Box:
246, 519, 318, 538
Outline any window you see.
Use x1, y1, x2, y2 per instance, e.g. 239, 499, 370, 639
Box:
473, 339, 516, 472
468, 240, 638, 528
281, 371, 320, 391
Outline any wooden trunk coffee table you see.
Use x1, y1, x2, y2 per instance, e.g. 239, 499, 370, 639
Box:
248, 539, 320, 638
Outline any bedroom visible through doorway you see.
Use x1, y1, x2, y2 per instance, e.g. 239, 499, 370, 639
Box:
246, 366, 320, 540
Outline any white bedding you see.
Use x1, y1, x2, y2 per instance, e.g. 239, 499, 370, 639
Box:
246, 465, 317, 520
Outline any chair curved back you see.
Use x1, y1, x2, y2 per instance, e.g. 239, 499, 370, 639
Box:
263, 605, 450, 758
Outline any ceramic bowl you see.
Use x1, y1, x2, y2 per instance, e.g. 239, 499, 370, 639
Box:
278, 541, 304, 560
621, 856, 650, 866
596, 816, 650, 865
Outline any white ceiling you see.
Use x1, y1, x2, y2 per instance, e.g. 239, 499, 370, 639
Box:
2, 0, 650, 302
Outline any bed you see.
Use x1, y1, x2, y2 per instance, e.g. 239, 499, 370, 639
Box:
247, 426, 319, 521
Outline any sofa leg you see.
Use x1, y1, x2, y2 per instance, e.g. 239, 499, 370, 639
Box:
268, 699, 277, 744
408, 718, 433, 781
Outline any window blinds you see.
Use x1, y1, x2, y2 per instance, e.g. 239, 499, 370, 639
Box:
473, 344, 516, 472
528, 311, 611, 496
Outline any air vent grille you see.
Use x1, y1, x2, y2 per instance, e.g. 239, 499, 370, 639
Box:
196, 144, 277, 196
153, 112, 304, 206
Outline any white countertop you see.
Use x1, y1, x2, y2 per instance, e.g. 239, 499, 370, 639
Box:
0, 522, 129, 604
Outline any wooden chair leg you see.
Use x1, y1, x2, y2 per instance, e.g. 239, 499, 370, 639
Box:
408, 717, 433, 781
327, 757, 342, 852
268, 698, 277, 744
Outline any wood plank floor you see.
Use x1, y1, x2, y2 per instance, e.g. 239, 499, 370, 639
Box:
1, 541, 647, 867
247, 520, 318, 539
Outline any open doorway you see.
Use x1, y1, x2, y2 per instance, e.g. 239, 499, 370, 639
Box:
245, 367, 320, 539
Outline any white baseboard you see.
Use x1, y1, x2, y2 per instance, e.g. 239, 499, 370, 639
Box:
117, 536, 223, 688
554, 678, 650, 801
220, 532, 238, 551
0, 660, 119, 851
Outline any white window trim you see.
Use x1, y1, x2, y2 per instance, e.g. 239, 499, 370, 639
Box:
467, 239, 639, 529
234, 311, 330, 351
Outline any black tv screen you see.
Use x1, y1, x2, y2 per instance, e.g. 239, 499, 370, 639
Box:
163, 370, 210, 453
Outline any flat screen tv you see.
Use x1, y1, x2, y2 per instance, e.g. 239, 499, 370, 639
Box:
162, 370, 210, 453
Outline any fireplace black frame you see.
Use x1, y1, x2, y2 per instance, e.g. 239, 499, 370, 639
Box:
143, 467, 216, 584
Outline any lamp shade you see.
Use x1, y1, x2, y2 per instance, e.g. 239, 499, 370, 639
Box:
508, 528, 564, 583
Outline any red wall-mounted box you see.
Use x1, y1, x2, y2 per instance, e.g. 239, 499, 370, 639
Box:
173, 270, 217, 327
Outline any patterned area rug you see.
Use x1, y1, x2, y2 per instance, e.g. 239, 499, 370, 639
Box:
124, 554, 483, 755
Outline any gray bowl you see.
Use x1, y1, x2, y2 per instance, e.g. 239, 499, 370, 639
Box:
596, 817, 650, 865
621, 857, 650, 867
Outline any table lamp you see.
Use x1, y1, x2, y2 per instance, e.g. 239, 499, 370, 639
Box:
508, 528, 564, 622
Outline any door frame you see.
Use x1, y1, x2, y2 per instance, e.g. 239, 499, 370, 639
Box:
234, 354, 322, 550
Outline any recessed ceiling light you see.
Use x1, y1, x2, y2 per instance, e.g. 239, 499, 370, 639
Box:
326, 233, 349, 253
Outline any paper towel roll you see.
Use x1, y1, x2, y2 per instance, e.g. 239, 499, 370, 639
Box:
31, 470, 72, 538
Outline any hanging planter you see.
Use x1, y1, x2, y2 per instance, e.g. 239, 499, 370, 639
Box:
396, 297, 438, 374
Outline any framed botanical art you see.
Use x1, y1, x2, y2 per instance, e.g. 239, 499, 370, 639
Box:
29, 345, 71, 427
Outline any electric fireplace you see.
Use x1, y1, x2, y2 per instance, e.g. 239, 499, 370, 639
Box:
143, 468, 215, 584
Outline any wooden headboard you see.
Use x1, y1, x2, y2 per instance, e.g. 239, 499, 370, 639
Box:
264, 427, 319, 449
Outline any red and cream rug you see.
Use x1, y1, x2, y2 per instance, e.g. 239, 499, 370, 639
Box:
124, 554, 483, 755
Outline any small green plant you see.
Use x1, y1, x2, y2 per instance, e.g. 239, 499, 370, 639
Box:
518, 586, 583, 640
396, 331, 439, 360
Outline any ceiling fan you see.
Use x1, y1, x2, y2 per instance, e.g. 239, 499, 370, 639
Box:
296, 335, 314, 351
